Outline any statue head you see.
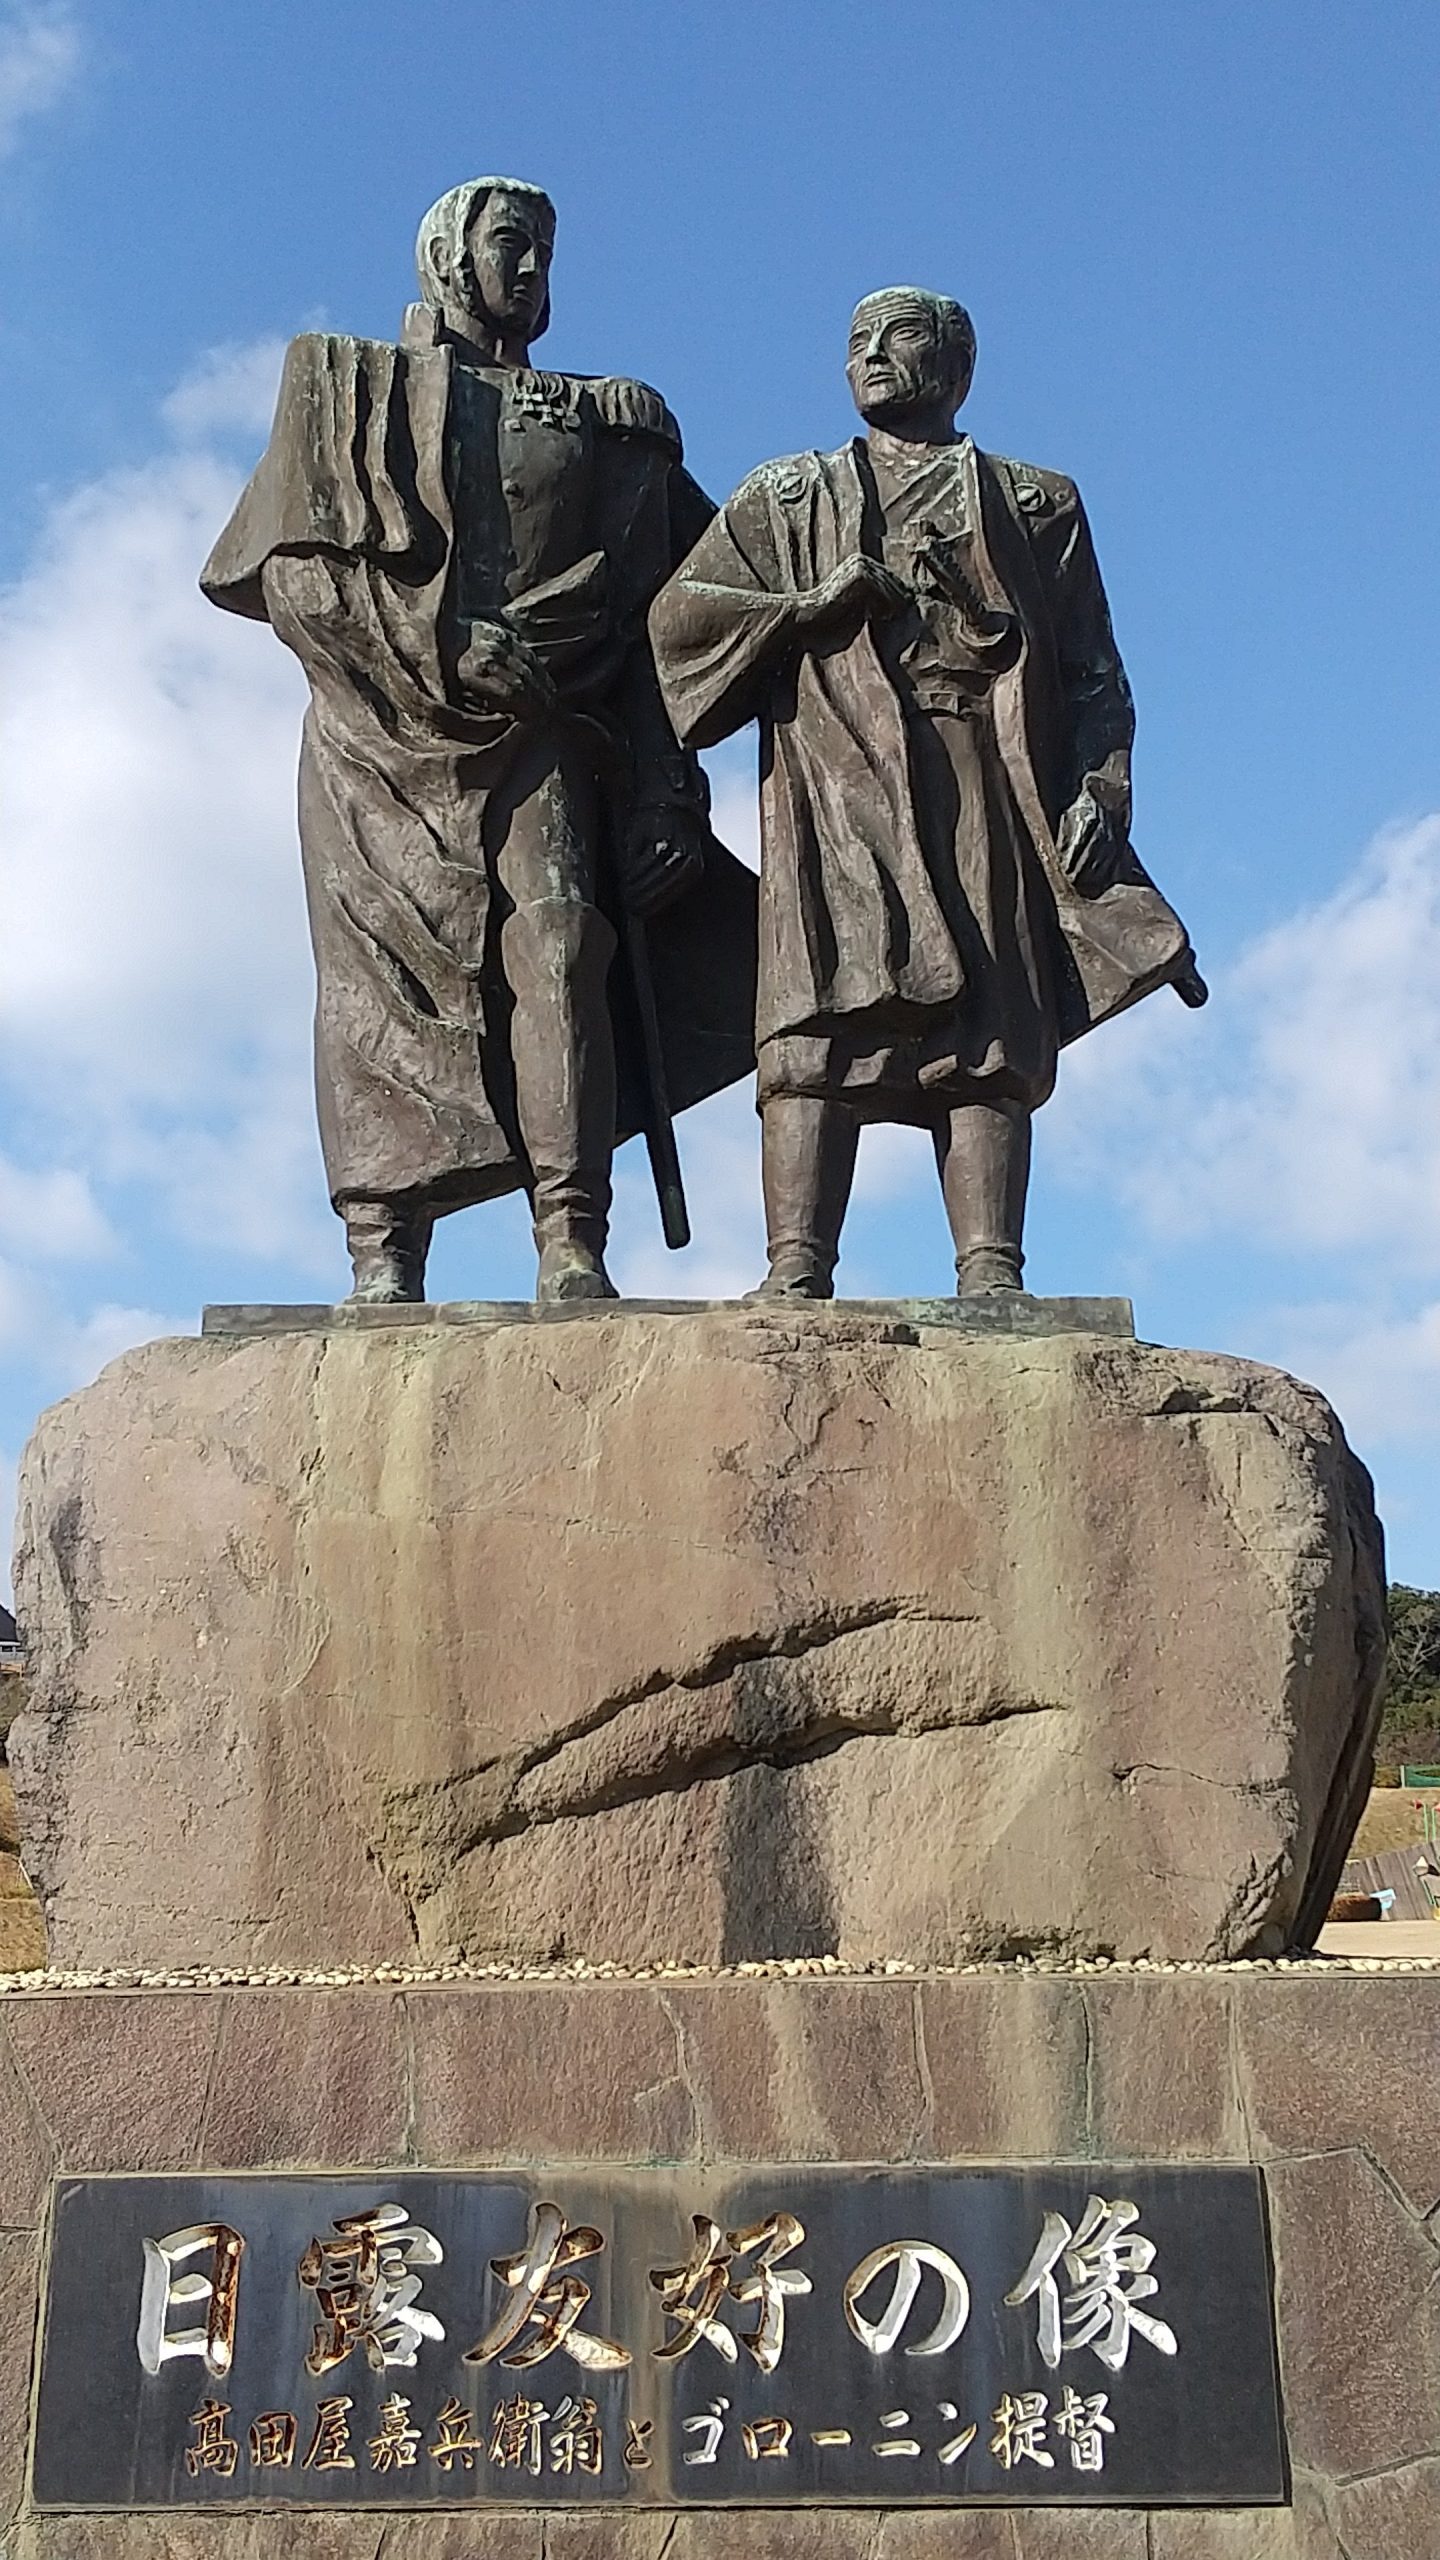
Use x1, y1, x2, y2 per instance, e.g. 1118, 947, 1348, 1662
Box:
416, 176, 556, 354
846, 288, 976, 433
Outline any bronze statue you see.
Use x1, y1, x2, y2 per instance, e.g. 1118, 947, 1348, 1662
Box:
651, 287, 1205, 1297
203, 177, 755, 1303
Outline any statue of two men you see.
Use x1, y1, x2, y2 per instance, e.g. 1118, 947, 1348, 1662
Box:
205, 181, 1203, 1303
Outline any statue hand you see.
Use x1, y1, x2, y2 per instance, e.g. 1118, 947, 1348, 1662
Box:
1056, 788, 1125, 895
794, 554, 909, 638
621, 808, 706, 917
456, 619, 558, 717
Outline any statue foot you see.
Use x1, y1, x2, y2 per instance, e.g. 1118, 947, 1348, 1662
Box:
746, 1254, 835, 1301
956, 1247, 1024, 1296
536, 1241, 618, 1305
346, 1269, 424, 1306
342, 1198, 430, 1304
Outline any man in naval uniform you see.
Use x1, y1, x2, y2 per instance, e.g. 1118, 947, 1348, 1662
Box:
202, 176, 755, 1303
650, 286, 1204, 1297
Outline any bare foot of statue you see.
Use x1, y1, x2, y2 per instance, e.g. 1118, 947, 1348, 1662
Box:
536, 1240, 618, 1305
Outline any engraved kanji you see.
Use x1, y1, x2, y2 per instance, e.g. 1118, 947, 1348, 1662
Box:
467, 2201, 630, 2372
1005, 2195, 1178, 2372
990, 2390, 1054, 2472
185, 2397, 239, 2477
650, 2211, 811, 2371
367, 2392, 421, 2471
298, 2202, 444, 2374
302, 2395, 356, 2471
248, 2411, 297, 2469
488, 2393, 550, 2474
429, 2395, 484, 2472
550, 2393, 604, 2475
138, 2225, 244, 2377
1054, 2384, 1116, 2473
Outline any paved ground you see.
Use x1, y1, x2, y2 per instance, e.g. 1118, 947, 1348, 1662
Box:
1317, 1918, 1440, 1958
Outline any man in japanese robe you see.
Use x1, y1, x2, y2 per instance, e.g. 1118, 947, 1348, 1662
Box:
650, 287, 1205, 1297
202, 176, 755, 1302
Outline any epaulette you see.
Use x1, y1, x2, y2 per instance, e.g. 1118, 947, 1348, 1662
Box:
589, 376, 682, 454
993, 454, 1078, 519
752, 451, 821, 506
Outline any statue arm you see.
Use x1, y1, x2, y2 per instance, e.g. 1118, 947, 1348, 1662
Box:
1046, 489, 1135, 829
648, 489, 803, 750
1025, 483, 1137, 894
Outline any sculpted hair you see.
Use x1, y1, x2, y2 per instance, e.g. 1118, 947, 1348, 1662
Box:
415, 176, 556, 329
851, 287, 977, 389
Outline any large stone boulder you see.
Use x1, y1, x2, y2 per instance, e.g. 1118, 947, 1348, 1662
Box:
10, 1306, 1384, 1970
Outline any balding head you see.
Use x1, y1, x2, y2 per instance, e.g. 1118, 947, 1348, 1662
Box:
846, 287, 976, 432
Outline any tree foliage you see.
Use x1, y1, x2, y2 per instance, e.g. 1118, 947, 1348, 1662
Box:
1380, 1585, 1440, 1763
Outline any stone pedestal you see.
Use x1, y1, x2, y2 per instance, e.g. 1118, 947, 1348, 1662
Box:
0, 1965, 1435, 2556
11, 1305, 1384, 1972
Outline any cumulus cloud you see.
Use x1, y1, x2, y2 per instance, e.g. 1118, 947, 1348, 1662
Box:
161, 338, 290, 446
0, 0, 79, 157
0, 1156, 113, 1260
1052, 815, 1440, 1267
0, 336, 332, 1273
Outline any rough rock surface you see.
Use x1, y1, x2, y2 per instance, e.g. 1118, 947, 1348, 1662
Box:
10, 1308, 1384, 1971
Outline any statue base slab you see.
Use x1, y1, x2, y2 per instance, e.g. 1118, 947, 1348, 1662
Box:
11, 1307, 1382, 1975
0, 1967, 1434, 2556
200, 1290, 1138, 1340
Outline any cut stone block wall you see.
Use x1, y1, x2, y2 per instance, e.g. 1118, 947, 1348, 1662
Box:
0, 1969, 1435, 2557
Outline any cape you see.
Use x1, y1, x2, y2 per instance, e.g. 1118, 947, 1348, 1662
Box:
203, 330, 757, 1210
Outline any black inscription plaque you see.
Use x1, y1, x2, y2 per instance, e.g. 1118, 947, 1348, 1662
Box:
32, 2167, 1286, 2509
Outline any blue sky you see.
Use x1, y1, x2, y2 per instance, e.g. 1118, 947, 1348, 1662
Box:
3, 0, 1440, 1586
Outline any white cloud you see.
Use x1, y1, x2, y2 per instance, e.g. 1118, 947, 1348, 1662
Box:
1260, 1298, 1440, 1454
0, 1, 79, 157
161, 339, 289, 446
611, 1082, 765, 1300
0, 335, 333, 1275
0, 1157, 113, 1260
1052, 816, 1440, 1267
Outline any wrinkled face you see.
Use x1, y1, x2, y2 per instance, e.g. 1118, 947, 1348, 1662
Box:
846, 294, 966, 425
463, 191, 554, 336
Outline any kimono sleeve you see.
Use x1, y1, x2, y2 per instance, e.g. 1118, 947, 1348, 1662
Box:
649, 471, 800, 751
1037, 482, 1136, 826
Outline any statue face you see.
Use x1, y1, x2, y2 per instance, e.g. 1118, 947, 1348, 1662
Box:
846, 295, 966, 426
462, 191, 554, 338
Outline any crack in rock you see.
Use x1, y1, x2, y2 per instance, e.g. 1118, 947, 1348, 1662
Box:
370, 1606, 1063, 1893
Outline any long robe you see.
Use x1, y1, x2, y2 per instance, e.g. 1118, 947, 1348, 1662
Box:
202, 325, 757, 1210
648, 434, 1195, 1110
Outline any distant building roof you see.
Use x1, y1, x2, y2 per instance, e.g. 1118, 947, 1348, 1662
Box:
0, 1606, 16, 1647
